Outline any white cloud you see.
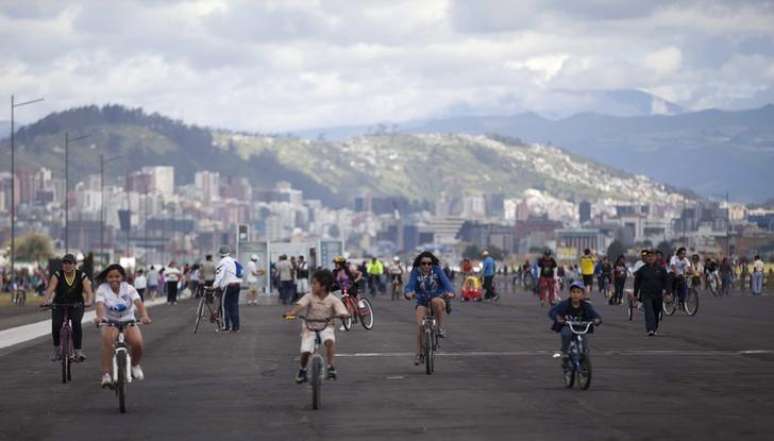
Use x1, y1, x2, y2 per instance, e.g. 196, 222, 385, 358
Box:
1, 0, 773, 131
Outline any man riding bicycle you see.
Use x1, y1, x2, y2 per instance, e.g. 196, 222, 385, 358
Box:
404, 251, 455, 366
388, 256, 405, 294
43, 253, 94, 362
669, 247, 693, 305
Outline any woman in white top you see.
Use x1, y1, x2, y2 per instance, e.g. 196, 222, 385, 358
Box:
164, 261, 182, 304
94, 264, 152, 388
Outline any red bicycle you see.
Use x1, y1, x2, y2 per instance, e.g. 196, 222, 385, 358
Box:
340, 288, 374, 331
41, 303, 83, 383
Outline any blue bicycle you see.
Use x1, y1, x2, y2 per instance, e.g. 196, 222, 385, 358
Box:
559, 321, 594, 390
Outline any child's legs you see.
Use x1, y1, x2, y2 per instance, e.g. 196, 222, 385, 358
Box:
560, 326, 572, 353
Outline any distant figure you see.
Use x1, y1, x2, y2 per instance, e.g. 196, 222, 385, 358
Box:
201, 254, 217, 289
164, 261, 182, 305
580, 249, 596, 298
146, 265, 159, 299
752, 255, 765, 296
215, 246, 242, 332
134, 269, 147, 302
481, 250, 497, 301
296, 255, 309, 298
277, 255, 294, 305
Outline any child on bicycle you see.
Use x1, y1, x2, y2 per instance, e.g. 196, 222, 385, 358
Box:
284, 269, 350, 384
548, 280, 601, 362
93, 264, 152, 388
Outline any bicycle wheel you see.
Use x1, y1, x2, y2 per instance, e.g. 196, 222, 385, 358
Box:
685, 288, 699, 316
577, 356, 592, 390
193, 296, 205, 334
116, 352, 127, 413
562, 360, 575, 388
342, 299, 354, 331
663, 296, 676, 316
311, 356, 322, 410
358, 298, 374, 330
424, 328, 434, 375
709, 278, 719, 297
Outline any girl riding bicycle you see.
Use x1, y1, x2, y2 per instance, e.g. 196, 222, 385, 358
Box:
94, 264, 152, 388
404, 251, 455, 366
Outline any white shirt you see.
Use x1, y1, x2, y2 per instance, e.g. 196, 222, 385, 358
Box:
246, 260, 259, 283
215, 255, 241, 289
147, 271, 159, 286
669, 256, 692, 276
277, 260, 293, 282
164, 267, 181, 283
753, 259, 765, 273
133, 274, 147, 290
96, 282, 141, 322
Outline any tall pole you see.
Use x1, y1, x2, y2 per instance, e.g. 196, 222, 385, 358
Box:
10, 96, 15, 281
726, 192, 731, 257
100, 153, 104, 265
65, 132, 69, 253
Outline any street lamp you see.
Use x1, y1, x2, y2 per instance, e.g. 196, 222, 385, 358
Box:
64, 132, 91, 253
8, 95, 44, 282
100, 153, 123, 266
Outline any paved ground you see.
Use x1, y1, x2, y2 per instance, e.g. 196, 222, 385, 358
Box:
1, 286, 773, 441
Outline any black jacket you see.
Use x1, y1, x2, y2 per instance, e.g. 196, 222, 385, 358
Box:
634, 264, 667, 299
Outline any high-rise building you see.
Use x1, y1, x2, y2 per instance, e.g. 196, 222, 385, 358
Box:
141, 166, 175, 195
194, 171, 220, 202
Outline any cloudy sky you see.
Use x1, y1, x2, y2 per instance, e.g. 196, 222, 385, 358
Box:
2, 0, 774, 132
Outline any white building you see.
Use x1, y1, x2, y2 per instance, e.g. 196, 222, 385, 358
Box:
194, 171, 220, 202
141, 166, 175, 196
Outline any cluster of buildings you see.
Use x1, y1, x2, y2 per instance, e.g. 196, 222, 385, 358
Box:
2, 164, 773, 267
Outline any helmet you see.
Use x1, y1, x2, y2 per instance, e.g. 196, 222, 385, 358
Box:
250, 254, 258, 261
569, 280, 586, 291
333, 256, 346, 264
393, 256, 400, 262
482, 250, 489, 256
543, 248, 552, 256
218, 246, 231, 256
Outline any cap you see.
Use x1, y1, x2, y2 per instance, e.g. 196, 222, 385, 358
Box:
482, 250, 489, 256
569, 280, 586, 291
250, 254, 258, 261
62, 254, 77, 263
219, 246, 231, 256
393, 256, 400, 261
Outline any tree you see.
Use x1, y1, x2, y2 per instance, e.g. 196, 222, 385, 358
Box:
657, 241, 674, 258
10, 233, 54, 263
462, 244, 481, 260
607, 240, 626, 260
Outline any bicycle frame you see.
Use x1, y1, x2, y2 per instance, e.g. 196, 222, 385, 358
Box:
100, 320, 137, 384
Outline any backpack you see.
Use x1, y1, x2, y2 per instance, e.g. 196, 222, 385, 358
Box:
234, 260, 245, 278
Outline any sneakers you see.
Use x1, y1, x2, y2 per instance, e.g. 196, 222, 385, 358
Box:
295, 369, 308, 384
414, 353, 423, 365
74, 349, 86, 362
326, 366, 337, 380
101, 373, 113, 388
438, 328, 447, 338
50, 348, 61, 362
647, 330, 656, 336
131, 365, 144, 381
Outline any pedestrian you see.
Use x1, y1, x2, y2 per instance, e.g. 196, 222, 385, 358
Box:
164, 262, 181, 304
580, 249, 596, 299
134, 269, 147, 302
246, 254, 265, 305
277, 255, 294, 305
719, 257, 733, 296
634, 250, 668, 336
612, 255, 627, 305
481, 250, 497, 301
752, 255, 765, 296
215, 246, 242, 333
201, 254, 217, 290
296, 255, 309, 298
146, 265, 159, 299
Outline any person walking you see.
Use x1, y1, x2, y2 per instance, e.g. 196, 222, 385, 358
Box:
246, 254, 265, 305
752, 255, 765, 296
133, 269, 147, 302
146, 265, 159, 299
164, 262, 182, 305
612, 255, 628, 305
215, 246, 242, 332
579, 249, 596, 299
295, 255, 309, 298
634, 250, 668, 336
276, 255, 294, 305
481, 251, 497, 301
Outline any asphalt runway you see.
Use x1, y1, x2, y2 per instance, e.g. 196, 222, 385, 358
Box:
1, 287, 773, 441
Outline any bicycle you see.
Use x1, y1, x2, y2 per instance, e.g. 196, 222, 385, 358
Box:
340, 288, 374, 331
12, 288, 27, 306
663, 275, 699, 317
41, 303, 83, 383
556, 321, 594, 390
286, 315, 333, 410
419, 302, 440, 375
706, 271, 721, 297
390, 277, 402, 301
538, 277, 558, 307
193, 286, 224, 333
98, 319, 141, 413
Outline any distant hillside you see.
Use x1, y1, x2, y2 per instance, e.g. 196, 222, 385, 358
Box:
1, 104, 690, 208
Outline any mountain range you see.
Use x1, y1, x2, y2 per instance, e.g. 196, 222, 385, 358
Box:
296, 104, 774, 202
1, 105, 689, 210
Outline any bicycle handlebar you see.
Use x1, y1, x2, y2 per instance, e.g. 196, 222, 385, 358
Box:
565, 321, 594, 334
96, 319, 139, 329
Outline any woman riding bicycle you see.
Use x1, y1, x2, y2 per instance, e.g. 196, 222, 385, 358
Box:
404, 251, 455, 366
93, 264, 152, 388
331, 256, 362, 297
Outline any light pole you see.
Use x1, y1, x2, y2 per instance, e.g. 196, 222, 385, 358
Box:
64, 132, 90, 253
100, 153, 123, 266
9, 95, 43, 282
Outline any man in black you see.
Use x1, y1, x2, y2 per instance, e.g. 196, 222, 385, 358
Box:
634, 250, 668, 336
44, 254, 94, 361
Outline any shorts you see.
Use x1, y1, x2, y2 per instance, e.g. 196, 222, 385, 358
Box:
416, 295, 443, 309
582, 275, 594, 287
247, 281, 260, 293
300, 327, 335, 353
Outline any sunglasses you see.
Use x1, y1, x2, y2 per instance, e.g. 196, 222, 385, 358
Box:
420, 261, 433, 266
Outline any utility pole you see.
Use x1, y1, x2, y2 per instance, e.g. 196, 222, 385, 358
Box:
100, 153, 122, 266
64, 132, 90, 253
9, 95, 43, 282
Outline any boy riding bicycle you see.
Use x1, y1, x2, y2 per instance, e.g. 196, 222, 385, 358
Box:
284, 270, 350, 384
549, 281, 602, 363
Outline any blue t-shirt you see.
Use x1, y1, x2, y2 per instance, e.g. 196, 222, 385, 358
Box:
482, 257, 496, 277
404, 266, 455, 304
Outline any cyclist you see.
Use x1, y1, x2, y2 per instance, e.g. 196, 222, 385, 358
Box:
331, 256, 362, 297
404, 251, 455, 365
690, 254, 703, 289
579, 249, 596, 298
548, 280, 601, 364
612, 255, 628, 305
284, 270, 350, 383
94, 264, 152, 387
537, 249, 558, 307
598, 256, 612, 299
388, 256, 405, 298
669, 247, 692, 305
43, 253, 94, 362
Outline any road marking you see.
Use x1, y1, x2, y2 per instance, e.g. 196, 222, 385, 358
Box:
0, 298, 167, 351
336, 350, 774, 358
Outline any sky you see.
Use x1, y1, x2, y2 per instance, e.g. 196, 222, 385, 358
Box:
2, 0, 774, 132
